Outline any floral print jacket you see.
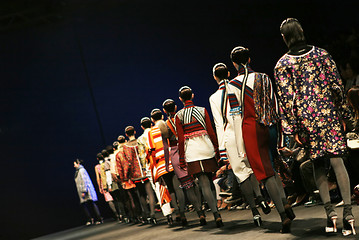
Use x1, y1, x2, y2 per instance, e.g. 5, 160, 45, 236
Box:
274, 46, 350, 160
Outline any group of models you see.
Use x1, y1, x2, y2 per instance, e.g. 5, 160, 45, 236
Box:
74, 18, 358, 236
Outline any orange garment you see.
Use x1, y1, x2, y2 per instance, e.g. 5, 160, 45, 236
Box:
147, 125, 173, 183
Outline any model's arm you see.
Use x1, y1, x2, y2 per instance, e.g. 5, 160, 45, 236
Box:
209, 95, 228, 162
175, 114, 186, 168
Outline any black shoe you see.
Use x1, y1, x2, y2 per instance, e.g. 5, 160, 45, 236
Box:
260, 201, 271, 215
167, 215, 174, 226
324, 202, 337, 233
342, 204, 356, 236
284, 204, 295, 220
253, 215, 262, 227
214, 212, 224, 228
199, 215, 207, 226
149, 217, 157, 225
280, 218, 291, 233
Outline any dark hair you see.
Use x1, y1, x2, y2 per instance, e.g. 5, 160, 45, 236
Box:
96, 153, 104, 160
348, 86, 359, 121
101, 149, 109, 157
151, 108, 163, 121
75, 158, 84, 164
213, 63, 228, 80
118, 135, 126, 143
105, 145, 114, 154
162, 99, 176, 113
140, 117, 152, 129
113, 141, 119, 149
125, 126, 135, 136
230, 46, 250, 65
178, 86, 193, 101
280, 18, 305, 48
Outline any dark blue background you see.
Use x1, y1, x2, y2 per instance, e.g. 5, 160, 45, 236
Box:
0, 1, 358, 239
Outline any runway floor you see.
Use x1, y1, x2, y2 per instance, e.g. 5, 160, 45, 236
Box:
34, 204, 359, 240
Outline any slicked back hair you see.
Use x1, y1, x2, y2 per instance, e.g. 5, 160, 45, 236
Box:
280, 18, 305, 48
151, 109, 163, 121
125, 126, 135, 137
140, 117, 152, 129
179, 86, 193, 101
230, 46, 250, 66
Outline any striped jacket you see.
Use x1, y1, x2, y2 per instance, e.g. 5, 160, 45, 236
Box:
175, 100, 219, 166
147, 125, 173, 182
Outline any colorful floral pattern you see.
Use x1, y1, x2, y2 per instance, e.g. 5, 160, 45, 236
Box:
274, 46, 349, 160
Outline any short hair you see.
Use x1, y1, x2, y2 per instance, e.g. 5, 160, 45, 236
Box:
125, 126, 135, 136
117, 135, 126, 143
151, 108, 163, 121
96, 153, 104, 160
212, 63, 228, 80
113, 141, 119, 149
280, 18, 305, 48
162, 99, 176, 113
101, 149, 109, 157
140, 117, 152, 129
179, 86, 193, 101
230, 46, 250, 65
105, 145, 114, 154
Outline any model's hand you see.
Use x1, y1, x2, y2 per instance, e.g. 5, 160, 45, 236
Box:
278, 147, 293, 157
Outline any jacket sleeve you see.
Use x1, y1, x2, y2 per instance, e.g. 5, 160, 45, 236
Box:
204, 108, 220, 160
274, 65, 299, 134
209, 94, 228, 161
175, 114, 186, 168
325, 53, 351, 120
116, 151, 124, 182
104, 161, 113, 188
78, 168, 88, 193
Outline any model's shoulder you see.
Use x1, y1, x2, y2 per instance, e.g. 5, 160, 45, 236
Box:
275, 54, 290, 69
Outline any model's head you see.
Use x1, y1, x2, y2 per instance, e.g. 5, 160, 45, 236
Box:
178, 86, 193, 102
118, 135, 126, 144
113, 141, 119, 149
162, 99, 177, 115
151, 108, 163, 121
280, 18, 305, 48
96, 153, 104, 161
74, 158, 83, 168
125, 125, 135, 137
230, 46, 250, 68
140, 117, 152, 129
347, 86, 359, 119
101, 149, 109, 158
105, 145, 114, 154
212, 63, 229, 83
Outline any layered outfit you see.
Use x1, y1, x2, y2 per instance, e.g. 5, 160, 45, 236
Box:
228, 64, 293, 229
116, 143, 142, 221
274, 46, 349, 160
166, 116, 194, 188
210, 78, 272, 224
274, 43, 353, 235
95, 163, 113, 202
229, 67, 279, 181
175, 100, 221, 223
175, 100, 219, 175
123, 138, 156, 219
209, 80, 253, 182
74, 164, 102, 223
147, 125, 173, 208
138, 127, 172, 217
